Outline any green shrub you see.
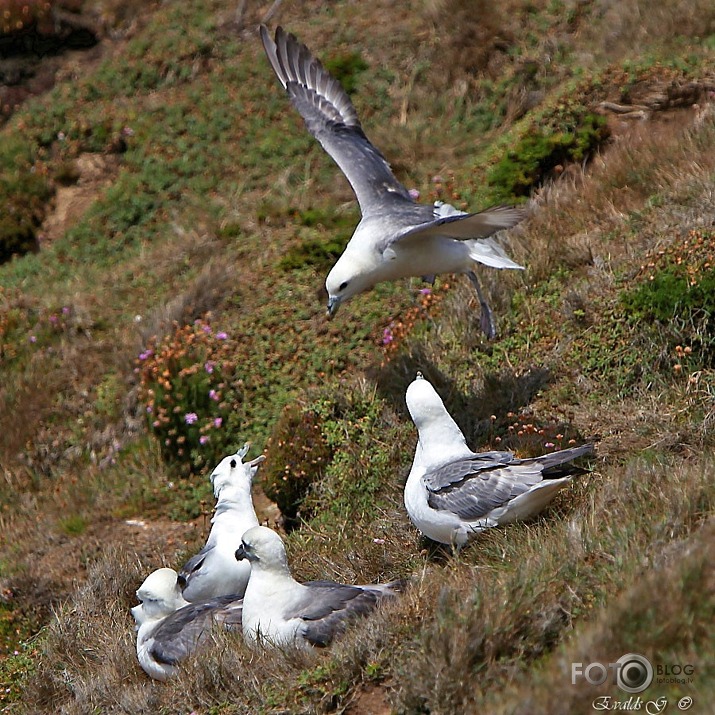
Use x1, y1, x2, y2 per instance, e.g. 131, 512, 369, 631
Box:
487, 112, 609, 200
0, 170, 52, 263
621, 229, 715, 367
323, 51, 368, 95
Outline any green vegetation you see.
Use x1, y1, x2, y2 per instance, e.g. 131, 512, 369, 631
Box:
487, 112, 610, 200
0, 162, 52, 262
323, 51, 368, 96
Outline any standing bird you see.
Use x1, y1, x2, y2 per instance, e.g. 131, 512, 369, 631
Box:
131, 567, 243, 681
178, 444, 265, 601
235, 525, 404, 649
260, 25, 526, 338
405, 373, 593, 548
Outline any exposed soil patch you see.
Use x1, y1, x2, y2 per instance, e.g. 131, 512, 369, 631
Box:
345, 684, 393, 715
39, 153, 121, 244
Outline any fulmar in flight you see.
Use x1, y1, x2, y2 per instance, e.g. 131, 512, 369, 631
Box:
260, 25, 526, 338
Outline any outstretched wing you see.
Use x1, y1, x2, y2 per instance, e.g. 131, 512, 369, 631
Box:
260, 25, 413, 216
394, 204, 527, 242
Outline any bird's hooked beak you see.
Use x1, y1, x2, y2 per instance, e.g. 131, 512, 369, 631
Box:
326, 295, 341, 319
235, 544, 253, 562
130, 604, 142, 625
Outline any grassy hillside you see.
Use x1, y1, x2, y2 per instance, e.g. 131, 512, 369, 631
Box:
1, 0, 714, 712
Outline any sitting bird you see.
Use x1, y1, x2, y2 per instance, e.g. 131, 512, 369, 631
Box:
405, 373, 594, 548
131, 567, 243, 680
178, 444, 265, 601
260, 25, 526, 338
235, 525, 404, 649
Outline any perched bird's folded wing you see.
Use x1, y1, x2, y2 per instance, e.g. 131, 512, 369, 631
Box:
294, 582, 381, 647
425, 461, 544, 521
151, 596, 243, 665
260, 25, 413, 215
177, 543, 213, 588
535, 444, 595, 476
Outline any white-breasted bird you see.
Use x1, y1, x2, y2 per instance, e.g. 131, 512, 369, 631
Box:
235, 525, 404, 649
405, 373, 593, 548
178, 444, 265, 601
131, 567, 243, 681
260, 25, 526, 338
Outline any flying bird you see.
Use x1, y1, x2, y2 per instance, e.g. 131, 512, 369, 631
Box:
235, 525, 404, 649
131, 567, 243, 680
405, 373, 593, 548
260, 25, 526, 338
178, 444, 265, 601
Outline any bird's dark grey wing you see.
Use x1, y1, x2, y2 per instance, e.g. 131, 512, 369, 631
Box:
422, 454, 515, 490
392, 204, 526, 243
260, 25, 413, 215
150, 596, 243, 665
425, 445, 593, 521
425, 460, 545, 521
177, 543, 214, 588
293, 582, 395, 647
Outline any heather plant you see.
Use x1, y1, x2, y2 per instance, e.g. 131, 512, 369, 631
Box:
0, 0, 54, 36
622, 228, 715, 368
136, 316, 243, 476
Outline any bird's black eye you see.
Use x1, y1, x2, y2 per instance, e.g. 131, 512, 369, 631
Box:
230, 459, 237, 468
338, 281, 349, 292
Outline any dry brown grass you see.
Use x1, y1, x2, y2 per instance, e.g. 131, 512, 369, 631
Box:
15, 450, 712, 714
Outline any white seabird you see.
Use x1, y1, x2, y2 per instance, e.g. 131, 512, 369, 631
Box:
178, 444, 265, 601
131, 567, 243, 681
260, 25, 526, 338
235, 525, 404, 649
405, 373, 593, 548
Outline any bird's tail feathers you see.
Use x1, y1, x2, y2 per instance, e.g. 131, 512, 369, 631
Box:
467, 237, 524, 269
540, 444, 595, 479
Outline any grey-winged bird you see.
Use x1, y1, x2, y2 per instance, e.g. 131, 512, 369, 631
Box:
131, 567, 243, 680
178, 444, 265, 601
260, 25, 526, 338
405, 373, 593, 548
235, 525, 404, 649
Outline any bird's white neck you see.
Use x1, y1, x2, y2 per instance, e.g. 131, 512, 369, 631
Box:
417, 414, 474, 470
209, 484, 259, 539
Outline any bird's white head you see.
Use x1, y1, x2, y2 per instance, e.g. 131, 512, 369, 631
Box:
235, 525, 289, 572
405, 373, 450, 431
132, 568, 184, 625
209, 444, 266, 497
405, 373, 472, 462
325, 250, 376, 318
